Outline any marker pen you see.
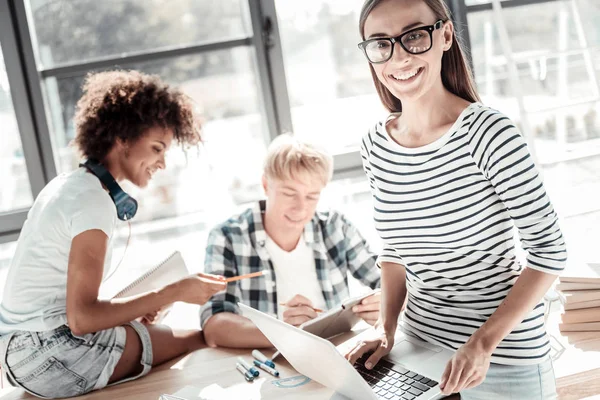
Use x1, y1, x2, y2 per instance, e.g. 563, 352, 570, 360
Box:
238, 357, 260, 377
253, 360, 280, 377
236, 362, 254, 382
252, 349, 275, 368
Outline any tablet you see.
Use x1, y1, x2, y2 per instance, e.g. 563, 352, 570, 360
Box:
299, 291, 376, 339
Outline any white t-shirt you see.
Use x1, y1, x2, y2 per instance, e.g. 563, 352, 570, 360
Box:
265, 236, 327, 320
0, 168, 117, 334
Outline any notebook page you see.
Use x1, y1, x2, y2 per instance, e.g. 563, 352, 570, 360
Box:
112, 251, 189, 298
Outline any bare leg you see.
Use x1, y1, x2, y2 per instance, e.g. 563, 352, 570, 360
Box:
108, 324, 205, 383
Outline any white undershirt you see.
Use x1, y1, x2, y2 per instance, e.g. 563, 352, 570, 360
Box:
265, 235, 326, 320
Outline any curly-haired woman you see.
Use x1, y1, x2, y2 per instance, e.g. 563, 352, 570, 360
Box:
0, 70, 226, 398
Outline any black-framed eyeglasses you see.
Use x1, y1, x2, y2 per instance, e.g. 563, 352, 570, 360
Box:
358, 20, 445, 64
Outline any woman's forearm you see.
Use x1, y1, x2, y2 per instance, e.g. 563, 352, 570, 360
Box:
203, 313, 272, 348
469, 267, 558, 353
380, 261, 408, 335
67, 282, 181, 335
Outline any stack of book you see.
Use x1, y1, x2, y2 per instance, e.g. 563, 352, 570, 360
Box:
558, 263, 600, 335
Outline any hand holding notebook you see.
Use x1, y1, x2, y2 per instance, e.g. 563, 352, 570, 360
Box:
110, 251, 226, 323
111, 251, 190, 299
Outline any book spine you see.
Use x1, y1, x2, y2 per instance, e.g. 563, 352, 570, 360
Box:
565, 300, 600, 311
559, 322, 600, 332
561, 309, 600, 324
561, 291, 600, 304
556, 283, 600, 291
559, 278, 600, 284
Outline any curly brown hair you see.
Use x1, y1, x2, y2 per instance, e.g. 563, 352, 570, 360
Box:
73, 70, 202, 161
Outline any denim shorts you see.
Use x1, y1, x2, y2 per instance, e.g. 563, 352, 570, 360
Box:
0, 321, 153, 399
460, 356, 557, 400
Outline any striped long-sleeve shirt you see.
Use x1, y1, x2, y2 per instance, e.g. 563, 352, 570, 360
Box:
361, 102, 567, 365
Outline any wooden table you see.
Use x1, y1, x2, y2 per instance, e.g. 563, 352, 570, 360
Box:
0, 327, 459, 400
1, 302, 596, 399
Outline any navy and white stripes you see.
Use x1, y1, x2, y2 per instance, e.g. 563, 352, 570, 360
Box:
361, 102, 566, 364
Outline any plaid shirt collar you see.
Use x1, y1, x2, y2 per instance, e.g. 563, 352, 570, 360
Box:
248, 200, 336, 311
249, 200, 328, 256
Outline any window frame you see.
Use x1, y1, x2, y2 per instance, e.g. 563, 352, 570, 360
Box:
0, 0, 48, 242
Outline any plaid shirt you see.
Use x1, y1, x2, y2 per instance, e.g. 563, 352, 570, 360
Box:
200, 200, 380, 328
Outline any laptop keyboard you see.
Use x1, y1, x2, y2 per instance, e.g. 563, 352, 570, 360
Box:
353, 354, 438, 400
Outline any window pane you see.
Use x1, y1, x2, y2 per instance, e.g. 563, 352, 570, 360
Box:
27, 0, 252, 68
44, 47, 268, 223
276, 0, 387, 154
467, 1, 600, 164
0, 43, 33, 213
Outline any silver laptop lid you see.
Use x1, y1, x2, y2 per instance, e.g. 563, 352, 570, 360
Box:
239, 303, 377, 400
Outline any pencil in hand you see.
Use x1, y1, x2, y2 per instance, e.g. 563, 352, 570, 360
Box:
279, 302, 323, 313
225, 270, 270, 283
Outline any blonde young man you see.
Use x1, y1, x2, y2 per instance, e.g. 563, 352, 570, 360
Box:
201, 135, 381, 348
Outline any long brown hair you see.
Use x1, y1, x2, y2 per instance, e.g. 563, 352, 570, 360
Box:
359, 0, 480, 112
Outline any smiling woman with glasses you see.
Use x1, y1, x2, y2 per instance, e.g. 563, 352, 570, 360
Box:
344, 1, 566, 400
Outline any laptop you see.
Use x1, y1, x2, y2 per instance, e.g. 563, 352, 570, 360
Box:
239, 303, 454, 400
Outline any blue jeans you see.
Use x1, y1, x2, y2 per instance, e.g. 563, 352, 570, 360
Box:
0, 322, 152, 399
460, 357, 557, 400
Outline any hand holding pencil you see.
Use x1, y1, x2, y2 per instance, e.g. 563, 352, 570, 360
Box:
280, 294, 321, 327
224, 270, 270, 283
176, 272, 227, 305
175, 270, 270, 307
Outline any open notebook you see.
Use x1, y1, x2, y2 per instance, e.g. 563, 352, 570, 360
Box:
112, 251, 189, 298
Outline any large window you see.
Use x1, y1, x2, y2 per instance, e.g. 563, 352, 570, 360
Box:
43, 48, 267, 223
27, 0, 251, 68
275, 0, 387, 154
465, 0, 600, 262
23, 0, 270, 225
2, 0, 599, 267
1, 0, 385, 243
0, 42, 33, 213
466, 0, 600, 164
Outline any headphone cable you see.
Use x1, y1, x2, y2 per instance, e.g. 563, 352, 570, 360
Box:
104, 219, 132, 282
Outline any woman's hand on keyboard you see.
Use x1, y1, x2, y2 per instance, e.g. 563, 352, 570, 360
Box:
439, 340, 491, 395
344, 328, 395, 370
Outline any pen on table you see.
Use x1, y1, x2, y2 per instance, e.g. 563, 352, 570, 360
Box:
225, 270, 270, 283
238, 357, 260, 377
236, 362, 255, 382
253, 360, 280, 377
278, 302, 323, 313
272, 350, 281, 360
252, 349, 276, 368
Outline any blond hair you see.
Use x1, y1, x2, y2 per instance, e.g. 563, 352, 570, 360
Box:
263, 134, 333, 186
